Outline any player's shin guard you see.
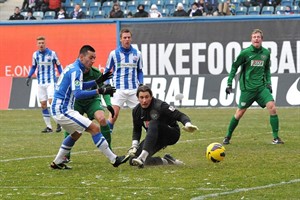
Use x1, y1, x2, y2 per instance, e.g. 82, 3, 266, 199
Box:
270, 115, 279, 138
101, 125, 112, 149
64, 131, 71, 159
106, 120, 114, 133
92, 133, 116, 162
42, 108, 52, 129
53, 135, 76, 164
226, 116, 239, 138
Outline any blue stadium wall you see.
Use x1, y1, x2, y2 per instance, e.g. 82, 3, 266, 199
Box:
0, 16, 299, 109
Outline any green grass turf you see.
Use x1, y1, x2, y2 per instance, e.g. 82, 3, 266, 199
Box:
0, 107, 299, 200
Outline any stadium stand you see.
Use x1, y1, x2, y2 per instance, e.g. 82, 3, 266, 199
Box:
44, 11, 56, 20
89, 2, 101, 13
261, 6, 274, 15
235, 6, 248, 15
127, 0, 138, 13
280, 0, 293, 6
33, 11, 44, 20
93, 10, 105, 18
248, 5, 260, 15
101, 1, 113, 15
275, 5, 285, 14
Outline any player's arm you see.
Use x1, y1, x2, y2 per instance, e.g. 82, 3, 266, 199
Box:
137, 56, 144, 85
265, 53, 271, 86
104, 52, 115, 85
26, 56, 38, 86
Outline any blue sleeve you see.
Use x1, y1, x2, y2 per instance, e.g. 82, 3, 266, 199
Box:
74, 89, 98, 100
104, 53, 115, 84
57, 65, 63, 74
137, 68, 144, 84
28, 65, 37, 78
82, 80, 97, 90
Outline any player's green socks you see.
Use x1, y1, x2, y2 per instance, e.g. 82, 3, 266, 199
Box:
226, 116, 239, 138
64, 131, 71, 159
270, 115, 279, 139
101, 125, 112, 149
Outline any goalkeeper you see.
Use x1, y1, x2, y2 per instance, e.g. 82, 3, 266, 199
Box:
63, 67, 115, 163
127, 85, 198, 168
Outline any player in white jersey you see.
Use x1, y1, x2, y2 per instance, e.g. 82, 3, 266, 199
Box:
26, 36, 63, 133
104, 28, 144, 133
50, 45, 129, 169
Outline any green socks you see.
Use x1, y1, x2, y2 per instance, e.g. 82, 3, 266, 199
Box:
270, 115, 279, 139
226, 116, 239, 138
101, 125, 112, 149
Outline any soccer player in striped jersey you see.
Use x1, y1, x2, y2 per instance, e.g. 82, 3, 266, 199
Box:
104, 28, 144, 133
50, 45, 129, 169
26, 36, 63, 133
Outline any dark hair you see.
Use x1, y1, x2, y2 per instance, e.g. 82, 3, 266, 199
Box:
79, 45, 95, 55
137, 4, 145, 9
136, 85, 152, 97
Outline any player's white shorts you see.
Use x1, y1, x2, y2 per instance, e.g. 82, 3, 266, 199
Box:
52, 110, 92, 134
38, 83, 55, 102
111, 89, 138, 108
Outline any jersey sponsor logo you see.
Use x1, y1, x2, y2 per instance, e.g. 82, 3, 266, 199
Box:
251, 60, 264, 67
168, 106, 175, 111
74, 80, 80, 86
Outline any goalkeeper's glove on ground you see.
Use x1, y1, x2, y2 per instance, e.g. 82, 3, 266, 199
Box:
95, 71, 113, 85
98, 85, 116, 96
107, 105, 115, 118
182, 122, 199, 133
26, 77, 31, 86
127, 140, 139, 156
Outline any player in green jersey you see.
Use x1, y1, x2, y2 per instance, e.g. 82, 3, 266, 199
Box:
63, 66, 115, 163
223, 29, 284, 145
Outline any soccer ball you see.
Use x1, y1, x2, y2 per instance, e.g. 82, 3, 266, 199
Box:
206, 142, 226, 163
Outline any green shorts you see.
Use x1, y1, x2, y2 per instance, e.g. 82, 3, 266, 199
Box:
74, 98, 104, 120
238, 87, 274, 109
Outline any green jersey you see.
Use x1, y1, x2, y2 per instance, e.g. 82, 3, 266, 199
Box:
75, 67, 111, 107
227, 45, 271, 92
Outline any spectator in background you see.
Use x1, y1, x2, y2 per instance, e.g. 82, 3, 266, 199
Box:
25, 10, 37, 19
45, 0, 62, 14
187, 2, 203, 17
127, 11, 133, 18
109, 2, 124, 18
56, 7, 68, 19
70, 3, 85, 19
9, 7, 25, 20
173, 3, 188, 17
218, 0, 230, 15
134, 4, 149, 17
203, 0, 219, 16
149, 4, 162, 18
277, 5, 294, 15
21, 0, 36, 12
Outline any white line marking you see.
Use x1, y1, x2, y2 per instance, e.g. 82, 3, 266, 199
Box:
0, 137, 224, 162
191, 179, 300, 200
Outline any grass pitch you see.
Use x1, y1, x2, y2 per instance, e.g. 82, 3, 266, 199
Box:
0, 107, 299, 200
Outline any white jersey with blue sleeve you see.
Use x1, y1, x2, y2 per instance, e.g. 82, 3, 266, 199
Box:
104, 45, 143, 90
51, 59, 98, 116
29, 48, 62, 85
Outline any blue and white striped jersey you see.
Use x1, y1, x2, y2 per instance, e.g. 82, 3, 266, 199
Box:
104, 45, 144, 89
51, 59, 98, 115
28, 48, 62, 85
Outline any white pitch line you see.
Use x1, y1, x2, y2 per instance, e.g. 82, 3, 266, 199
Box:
191, 179, 300, 200
1, 137, 223, 163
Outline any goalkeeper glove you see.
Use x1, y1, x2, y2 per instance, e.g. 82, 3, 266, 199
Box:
107, 105, 115, 118
225, 85, 232, 95
266, 84, 272, 94
95, 71, 113, 85
182, 122, 199, 133
26, 77, 31, 86
127, 140, 139, 156
98, 85, 116, 96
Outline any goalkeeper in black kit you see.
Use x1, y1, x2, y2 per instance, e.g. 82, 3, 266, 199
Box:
127, 85, 199, 168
